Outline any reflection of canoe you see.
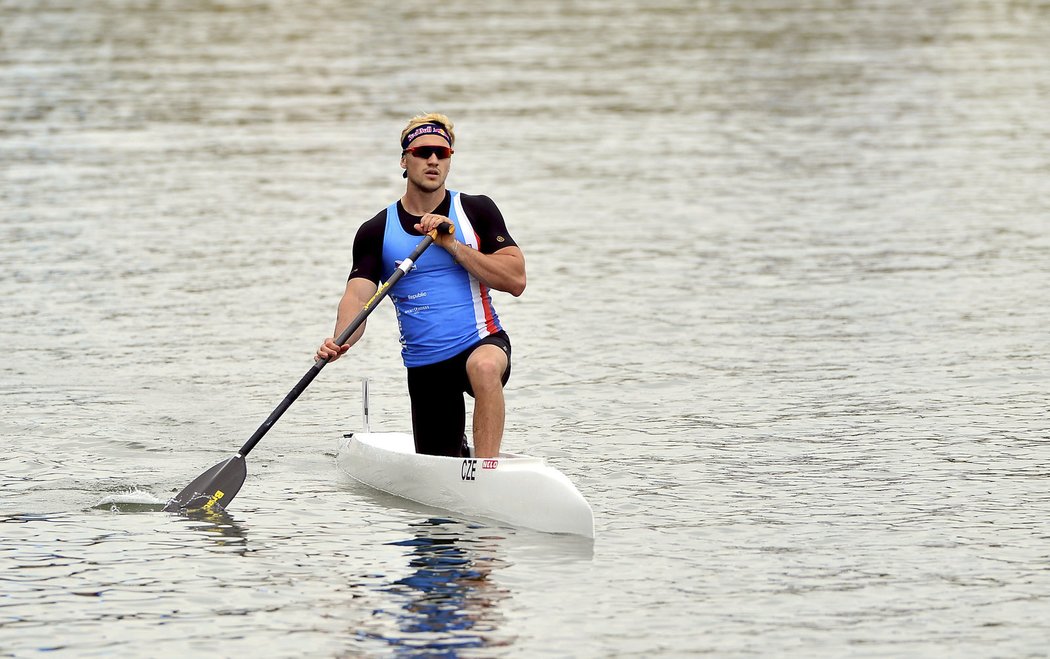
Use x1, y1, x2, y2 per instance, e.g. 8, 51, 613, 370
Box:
337, 432, 595, 539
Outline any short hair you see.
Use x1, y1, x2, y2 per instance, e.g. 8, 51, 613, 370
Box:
400, 112, 455, 147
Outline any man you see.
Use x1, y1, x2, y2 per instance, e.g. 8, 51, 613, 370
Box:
316, 113, 526, 459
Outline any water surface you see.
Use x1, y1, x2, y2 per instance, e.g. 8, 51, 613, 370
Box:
2, 0, 1049, 656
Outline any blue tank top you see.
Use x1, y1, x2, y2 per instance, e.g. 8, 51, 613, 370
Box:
382, 191, 503, 367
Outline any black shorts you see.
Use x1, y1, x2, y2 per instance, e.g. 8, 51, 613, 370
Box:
406, 331, 512, 457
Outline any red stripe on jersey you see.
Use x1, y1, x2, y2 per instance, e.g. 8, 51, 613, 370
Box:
479, 282, 499, 334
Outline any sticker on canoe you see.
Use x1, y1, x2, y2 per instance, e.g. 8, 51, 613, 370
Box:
461, 459, 477, 481
483, 459, 498, 470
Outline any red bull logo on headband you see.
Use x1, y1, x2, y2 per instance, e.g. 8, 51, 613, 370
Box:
401, 123, 452, 150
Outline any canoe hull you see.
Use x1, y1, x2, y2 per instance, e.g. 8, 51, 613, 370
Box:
337, 432, 594, 539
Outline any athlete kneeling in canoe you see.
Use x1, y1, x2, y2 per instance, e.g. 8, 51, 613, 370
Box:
316, 113, 526, 460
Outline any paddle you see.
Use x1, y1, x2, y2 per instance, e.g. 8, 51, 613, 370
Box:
163, 222, 455, 513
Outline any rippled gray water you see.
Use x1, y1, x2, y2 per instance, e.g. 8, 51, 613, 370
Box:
3, 1, 1049, 656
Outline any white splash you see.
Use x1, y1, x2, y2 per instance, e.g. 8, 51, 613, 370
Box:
93, 489, 167, 512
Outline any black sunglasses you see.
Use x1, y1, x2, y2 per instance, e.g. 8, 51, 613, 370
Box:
403, 145, 454, 160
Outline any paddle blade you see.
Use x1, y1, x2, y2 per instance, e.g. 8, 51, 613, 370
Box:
163, 456, 246, 513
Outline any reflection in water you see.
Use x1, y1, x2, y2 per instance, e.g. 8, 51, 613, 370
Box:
177, 506, 249, 551
3, 0, 1048, 655
363, 518, 511, 656
84, 492, 250, 548
1, 512, 64, 525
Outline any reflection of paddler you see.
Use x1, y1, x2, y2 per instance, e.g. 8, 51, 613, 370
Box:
379, 519, 509, 648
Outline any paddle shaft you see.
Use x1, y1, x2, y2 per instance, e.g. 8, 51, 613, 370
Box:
234, 222, 453, 459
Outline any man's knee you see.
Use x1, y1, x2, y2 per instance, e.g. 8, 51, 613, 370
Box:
469, 356, 504, 383
467, 347, 507, 386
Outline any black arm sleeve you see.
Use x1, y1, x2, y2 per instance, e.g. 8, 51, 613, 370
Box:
460, 194, 517, 254
347, 210, 386, 284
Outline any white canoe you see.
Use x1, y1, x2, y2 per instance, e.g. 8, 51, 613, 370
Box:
336, 432, 594, 539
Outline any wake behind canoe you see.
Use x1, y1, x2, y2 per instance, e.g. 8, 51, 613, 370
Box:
337, 432, 594, 539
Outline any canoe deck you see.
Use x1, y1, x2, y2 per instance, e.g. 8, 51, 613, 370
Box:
336, 432, 594, 538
